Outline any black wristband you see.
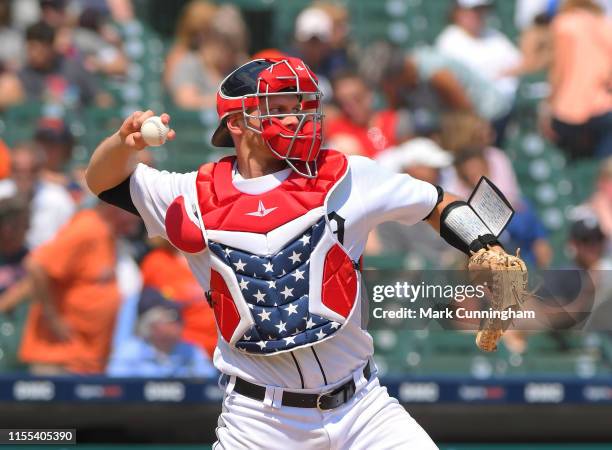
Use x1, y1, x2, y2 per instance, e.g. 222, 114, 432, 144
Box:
468, 234, 503, 253
439, 201, 503, 255
439, 201, 471, 254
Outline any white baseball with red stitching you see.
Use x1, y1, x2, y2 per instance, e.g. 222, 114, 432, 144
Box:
140, 116, 168, 147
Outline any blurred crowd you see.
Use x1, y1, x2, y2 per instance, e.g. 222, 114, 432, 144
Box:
0, 0, 611, 376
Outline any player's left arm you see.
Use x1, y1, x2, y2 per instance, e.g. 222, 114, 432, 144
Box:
351, 155, 502, 255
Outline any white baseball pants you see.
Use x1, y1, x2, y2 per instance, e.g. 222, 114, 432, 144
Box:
213, 376, 438, 450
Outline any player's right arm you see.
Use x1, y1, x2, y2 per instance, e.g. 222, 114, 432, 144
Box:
85, 110, 175, 195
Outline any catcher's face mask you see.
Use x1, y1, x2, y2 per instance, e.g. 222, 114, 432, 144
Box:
212, 57, 324, 178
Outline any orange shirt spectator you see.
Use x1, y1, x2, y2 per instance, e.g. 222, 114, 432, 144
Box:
19, 208, 121, 374
549, 8, 612, 124
141, 244, 217, 357
0, 140, 10, 179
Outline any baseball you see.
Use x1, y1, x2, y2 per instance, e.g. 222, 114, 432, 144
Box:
140, 116, 169, 147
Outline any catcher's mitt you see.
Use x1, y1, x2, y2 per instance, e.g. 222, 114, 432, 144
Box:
468, 247, 528, 352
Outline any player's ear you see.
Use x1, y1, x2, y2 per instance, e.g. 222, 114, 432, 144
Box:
226, 113, 244, 137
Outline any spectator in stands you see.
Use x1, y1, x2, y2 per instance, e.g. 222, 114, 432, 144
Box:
452, 148, 553, 268
525, 215, 610, 343
0, 196, 31, 314
19, 21, 102, 106
0, 0, 25, 108
0, 62, 24, 110
556, 216, 612, 327
10, 141, 75, 249
71, 7, 129, 77
164, 0, 218, 89
211, 5, 249, 62
311, 2, 354, 76
39, 0, 67, 29
291, 6, 340, 100
325, 71, 413, 158
371, 138, 465, 268
105, 0, 135, 24
565, 215, 612, 331
18, 200, 139, 374
439, 112, 521, 206
568, 216, 610, 271
545, 0, 612, 159
107, 288, 216, 378
572, 157, 612, 259
39, 0, 78, 61
0, 0, 25, 70
140, 238, 217, 357
360, 42, 513, 142
436, 0, 521, 104
508, 12, 553, 76
34, 117, 74, 187
170, 27, 243, 110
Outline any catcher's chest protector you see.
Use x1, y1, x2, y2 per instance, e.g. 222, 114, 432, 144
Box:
174, 150, 358, 355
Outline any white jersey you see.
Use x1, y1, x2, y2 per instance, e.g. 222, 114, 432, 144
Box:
129, 154, 438, 390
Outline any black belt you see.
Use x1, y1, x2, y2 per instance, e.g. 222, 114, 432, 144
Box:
228, 361, 371, 411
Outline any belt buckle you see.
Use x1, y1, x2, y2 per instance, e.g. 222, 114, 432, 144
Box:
316, 392, 331, 411
316, 385, 345, 411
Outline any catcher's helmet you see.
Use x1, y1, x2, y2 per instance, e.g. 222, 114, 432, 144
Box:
211, 57, 324, 178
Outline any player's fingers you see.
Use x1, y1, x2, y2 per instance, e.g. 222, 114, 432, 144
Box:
126, 132, 147, 150
167, 129, 176, 141
134, 110, 155, 128
160, 113, 170, 124
119, 110, 141, 135
129, 110, 144, 129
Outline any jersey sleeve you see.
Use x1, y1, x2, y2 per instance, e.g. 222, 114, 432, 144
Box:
348, 155, 439, 230
129, 163, 198, 239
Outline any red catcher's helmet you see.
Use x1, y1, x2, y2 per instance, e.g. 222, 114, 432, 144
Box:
211, 57, 323, 178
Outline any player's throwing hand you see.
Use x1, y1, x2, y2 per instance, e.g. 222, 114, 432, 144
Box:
118, 110, 176, 150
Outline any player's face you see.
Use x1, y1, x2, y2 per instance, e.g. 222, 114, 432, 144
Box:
258, 94, 304, 131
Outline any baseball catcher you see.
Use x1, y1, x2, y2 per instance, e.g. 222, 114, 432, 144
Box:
86, 57, 526, 449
